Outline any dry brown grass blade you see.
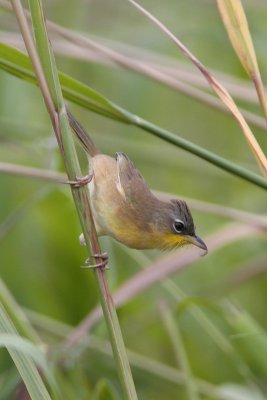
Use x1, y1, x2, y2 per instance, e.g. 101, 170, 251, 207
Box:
217, 0, 267, 122
0, 162, 66, 182
10, 1, 138, 397
1, 30, 266, 132
1, 161, 266, 230
126, 0, 267, 176
65, 223, 264, 348
1, 160, 266, 230
1, 0, 267, 175
1, 0, 267, 134
156, 191, 267, 229
202, 254, 267, 297
0, 29, 261, 104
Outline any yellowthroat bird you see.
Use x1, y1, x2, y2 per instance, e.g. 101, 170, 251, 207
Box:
67, 110, 207, 255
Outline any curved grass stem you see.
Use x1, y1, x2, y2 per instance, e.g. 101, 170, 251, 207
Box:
11, 0, 138, 398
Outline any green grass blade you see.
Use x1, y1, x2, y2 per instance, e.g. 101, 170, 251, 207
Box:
0, 334, 49, 376
28, 308, 255, 400
137, 118, 267, 190
0, 304, 53, 400
228, 306, 267, 376
0, 41, 267, 190
0, 278, 42, 344
0, 41, 128, 121
93, 379, 120, 400
126, 0, 267, 175
21, 0, 138, 398
161, 303, 200, 400
0, 369, 20, 400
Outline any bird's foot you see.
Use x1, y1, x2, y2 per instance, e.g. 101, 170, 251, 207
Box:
81, 252, 109, 270
65, 172, 93, 188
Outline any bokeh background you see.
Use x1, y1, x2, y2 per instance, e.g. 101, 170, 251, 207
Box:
0, 0, 267, 399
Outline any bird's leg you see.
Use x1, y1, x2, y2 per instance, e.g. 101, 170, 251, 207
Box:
81, 252, 109, 270
66, 166, 107, 269
65, 171, 93, 188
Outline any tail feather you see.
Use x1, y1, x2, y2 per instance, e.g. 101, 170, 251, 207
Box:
66, 108, 100, 157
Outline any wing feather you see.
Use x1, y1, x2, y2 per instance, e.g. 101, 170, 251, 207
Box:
115, 152, 152, 204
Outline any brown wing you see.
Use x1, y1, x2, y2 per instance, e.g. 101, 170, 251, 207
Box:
116, 152, 152, 205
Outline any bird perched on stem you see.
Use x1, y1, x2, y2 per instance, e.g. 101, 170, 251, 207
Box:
67, 109, 207, 258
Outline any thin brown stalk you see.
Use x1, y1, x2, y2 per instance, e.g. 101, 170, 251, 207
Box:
0, 188, 51, 241
126, 0, 267, 175
224, 255, 267, 288
39, 24, 267, 132
155, 191, 267, 229
1, 160, 266, 230
217, 0, 267, 123
201, 254, 267, 298
0, 0, 262, 107
0, 1, 266, 131
65, 223, 262, 348
2, 160, 266, 231
0, 29, 261, 104
0, 162, 66, 183
10, 0, 54, 125
11, 1, 138, 398
253, 75, 267, 122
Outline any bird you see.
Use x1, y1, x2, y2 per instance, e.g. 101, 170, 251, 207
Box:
67, 109, 207, 263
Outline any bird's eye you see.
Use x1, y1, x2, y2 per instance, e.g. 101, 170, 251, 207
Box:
173, 219, 185, 233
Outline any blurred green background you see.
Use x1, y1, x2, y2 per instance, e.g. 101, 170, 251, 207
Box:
0, 0, 267, 399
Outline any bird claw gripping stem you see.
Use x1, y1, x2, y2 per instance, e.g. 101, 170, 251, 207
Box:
66, 172, 93, 188
81, 252, 109, 270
